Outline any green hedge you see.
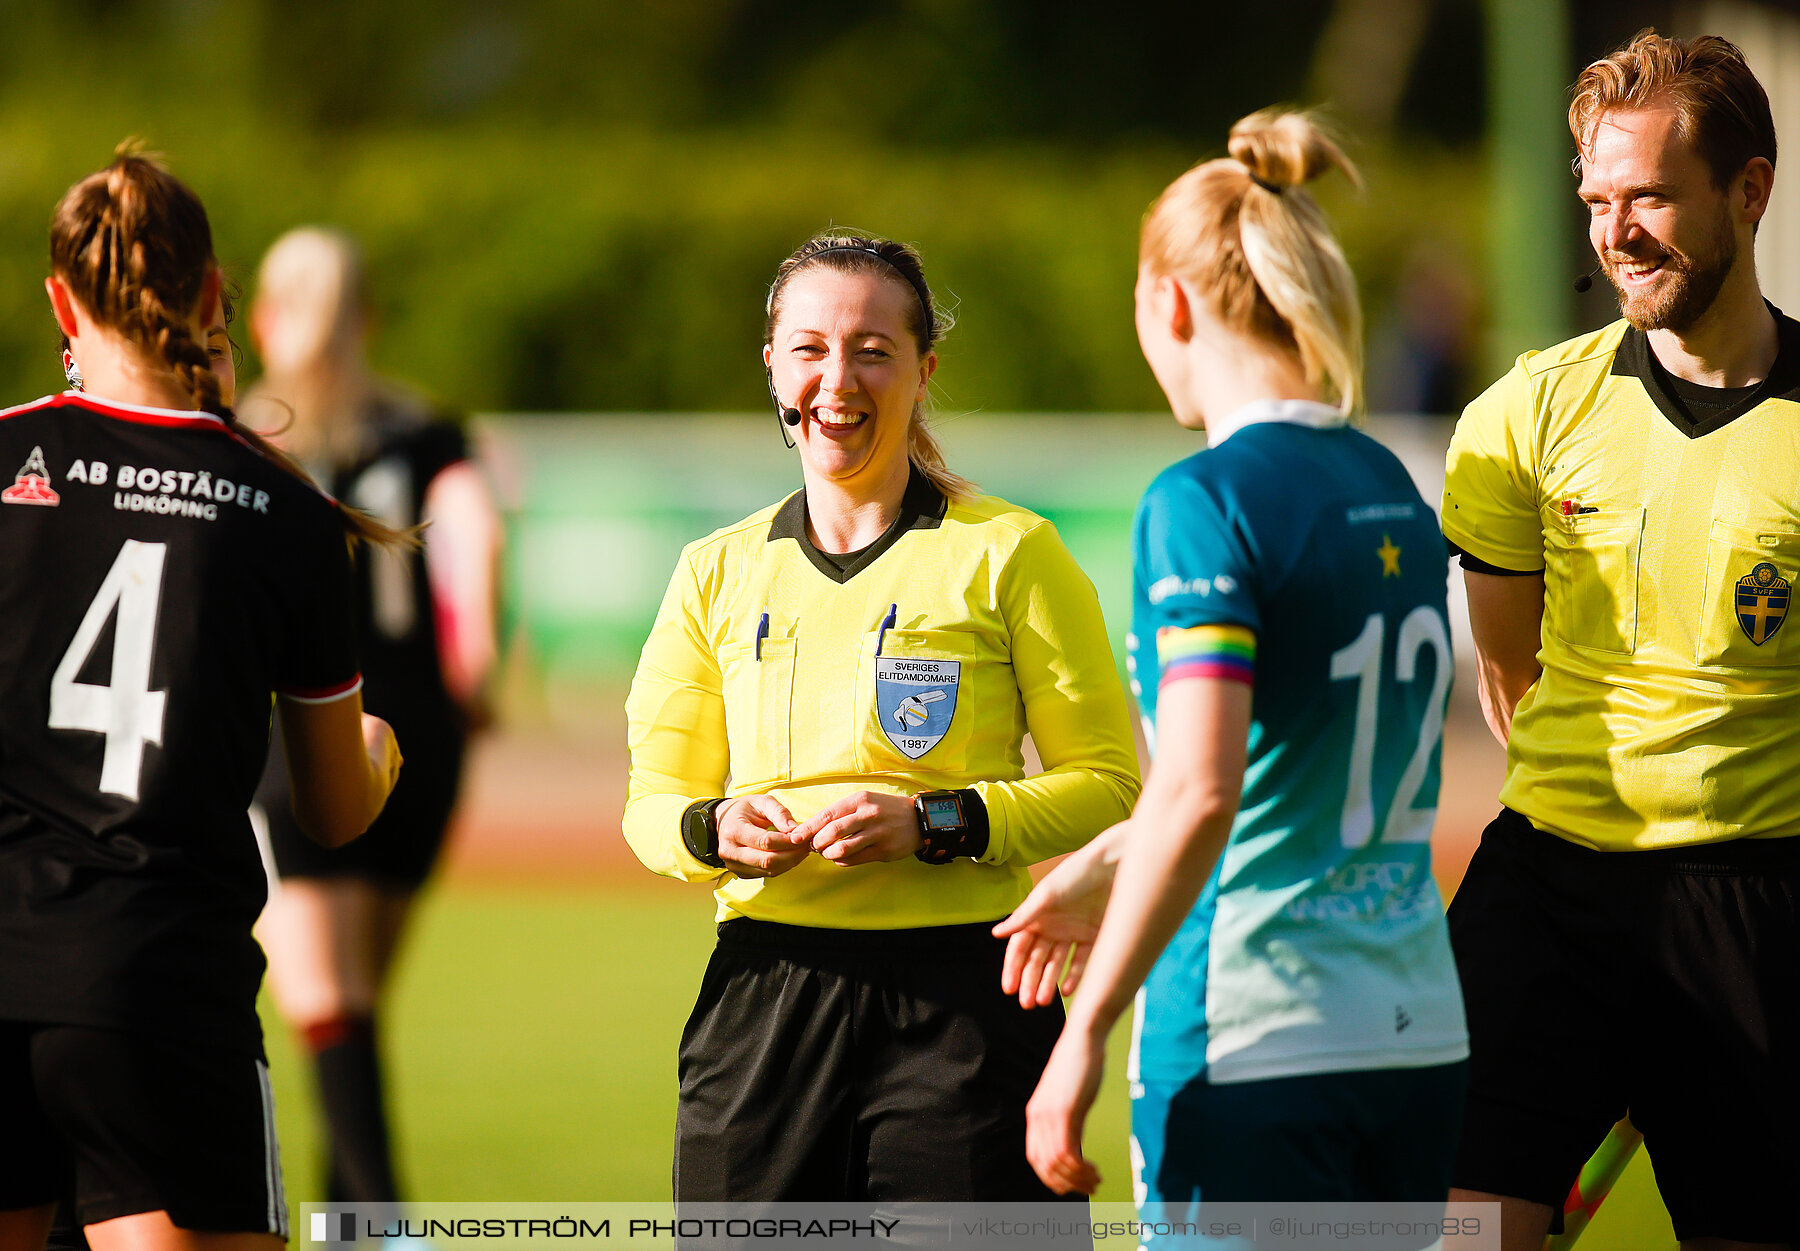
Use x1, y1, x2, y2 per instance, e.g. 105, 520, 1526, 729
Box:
0, 108, 1486, 414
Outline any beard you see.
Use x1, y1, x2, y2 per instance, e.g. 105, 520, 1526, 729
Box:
1606, 209, 1738, 334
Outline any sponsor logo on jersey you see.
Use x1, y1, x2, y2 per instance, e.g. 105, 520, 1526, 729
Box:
1146, 573, 1238, 605
2, 446, 60, 506
875, 656, 959, 760
1737, 561, 1790, 645
1345, 502, 1417, 524
55, 458, 270, 523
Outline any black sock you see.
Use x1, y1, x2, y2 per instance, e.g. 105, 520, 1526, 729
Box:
306, 1014, 400, 1203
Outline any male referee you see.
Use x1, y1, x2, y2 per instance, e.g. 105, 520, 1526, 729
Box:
1441, 32, 1800, 1251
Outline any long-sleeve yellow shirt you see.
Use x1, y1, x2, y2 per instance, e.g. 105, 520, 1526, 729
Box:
623, 473, 1141, 927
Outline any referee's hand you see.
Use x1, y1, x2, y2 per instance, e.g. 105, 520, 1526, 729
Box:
715, 795, 810, 878
794, 791, 921, 867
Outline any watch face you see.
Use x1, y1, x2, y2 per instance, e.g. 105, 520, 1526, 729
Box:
923, 795, 962, 830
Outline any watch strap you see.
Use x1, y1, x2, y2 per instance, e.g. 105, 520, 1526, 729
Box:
913, 788, 990, 864
681, 797, 729, 869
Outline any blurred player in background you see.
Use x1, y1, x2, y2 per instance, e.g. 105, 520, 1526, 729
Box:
624, 234, 1140, 1202
0, 148, 400, 1251
996, 110, 1468, 1211
245, 228, 502, 1208
1441, 32, 1800, 1250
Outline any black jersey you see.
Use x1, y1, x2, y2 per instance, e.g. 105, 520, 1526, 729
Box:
325, 393, 468, 729
0, 393, 359, 1057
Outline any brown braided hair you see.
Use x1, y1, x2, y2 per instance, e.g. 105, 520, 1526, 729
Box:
49, 144, 408, 548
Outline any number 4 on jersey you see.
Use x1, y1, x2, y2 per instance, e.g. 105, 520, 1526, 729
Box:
49, 540, 169, 801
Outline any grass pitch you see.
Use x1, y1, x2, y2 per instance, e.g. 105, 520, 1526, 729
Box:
261, 880, 1676, 1247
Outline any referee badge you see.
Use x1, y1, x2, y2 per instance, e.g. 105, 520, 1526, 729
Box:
1736, 562, 1790, 645
875, 657, 960, 759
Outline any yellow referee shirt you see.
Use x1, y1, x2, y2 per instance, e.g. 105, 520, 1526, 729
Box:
1444, 314, 1800, 850
624, 470, 1141, 925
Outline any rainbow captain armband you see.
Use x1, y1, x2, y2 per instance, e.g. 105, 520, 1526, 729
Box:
1156, 623, 1256, 687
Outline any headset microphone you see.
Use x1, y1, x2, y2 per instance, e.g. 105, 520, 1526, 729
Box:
766, 368, 803, 448
1574, 263, 1602, 294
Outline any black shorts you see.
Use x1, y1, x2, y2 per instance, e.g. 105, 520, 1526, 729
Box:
675, 919, 1083, 1207
1449, 808, 1800, 1244
257, 712, 465, 890
0, 1022, 287, 1235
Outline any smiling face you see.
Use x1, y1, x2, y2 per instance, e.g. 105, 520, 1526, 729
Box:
1579, 103, 1741, 333
764, 266, 934, 491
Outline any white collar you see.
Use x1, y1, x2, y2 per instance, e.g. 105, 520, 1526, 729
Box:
1204, 398, 1347, 448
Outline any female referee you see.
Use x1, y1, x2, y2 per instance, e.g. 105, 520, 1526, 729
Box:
243, 227, 501, 1208
0, 150, 401, 1251
623, 233, 1141, 1201
995, 111, 1469, 1206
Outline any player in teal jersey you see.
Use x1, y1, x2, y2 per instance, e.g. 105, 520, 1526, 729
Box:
995, 110, 1468, 1210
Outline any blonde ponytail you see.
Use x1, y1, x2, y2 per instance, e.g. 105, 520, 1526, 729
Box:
1142, 109, 1366, 418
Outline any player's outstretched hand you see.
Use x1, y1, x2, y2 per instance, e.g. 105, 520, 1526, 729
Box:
716, 795, 809, 879
794, 791, 920, 866
1025, 1029, 1105, 1196
361, 713, 403, 801
993, 832, 1120, 1008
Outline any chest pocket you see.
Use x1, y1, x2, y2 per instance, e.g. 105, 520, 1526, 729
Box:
856, 629, 984, 776
718, 637, 794, 787
1542, 507, 1643, 655
1697, 521, 1800, 669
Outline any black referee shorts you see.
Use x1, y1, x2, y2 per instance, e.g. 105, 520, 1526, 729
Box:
0, 1022, 287, 1235
1449, 808, 1800, 1245
675, 919, 1082, 1205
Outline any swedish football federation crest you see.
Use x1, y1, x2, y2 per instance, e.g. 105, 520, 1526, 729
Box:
1736, 561, 1790, 645
875, 657, 960, 759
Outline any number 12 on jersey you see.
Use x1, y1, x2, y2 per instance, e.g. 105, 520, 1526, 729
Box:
1328, 606, 1451, 849
49, 540, 169, 801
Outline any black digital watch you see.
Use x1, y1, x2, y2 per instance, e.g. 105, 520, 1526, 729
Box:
912, 789, 989, 864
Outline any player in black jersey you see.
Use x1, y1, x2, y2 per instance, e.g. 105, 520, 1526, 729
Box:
34, 279, 254, 1251
0, 150, 403, 1251
241, 228, 501, 1208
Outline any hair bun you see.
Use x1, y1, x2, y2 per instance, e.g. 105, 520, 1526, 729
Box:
1226, 109, 1360, 194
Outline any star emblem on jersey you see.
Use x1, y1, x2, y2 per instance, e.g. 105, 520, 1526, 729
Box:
2, 446, 60, 506
1736, 561, 1790, 645
875, 657, 960, 759
1376, 533, 1401, 578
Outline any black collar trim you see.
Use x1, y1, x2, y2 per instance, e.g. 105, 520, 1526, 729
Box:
1610, 304, 1800, 439
767, 467, 948, 584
